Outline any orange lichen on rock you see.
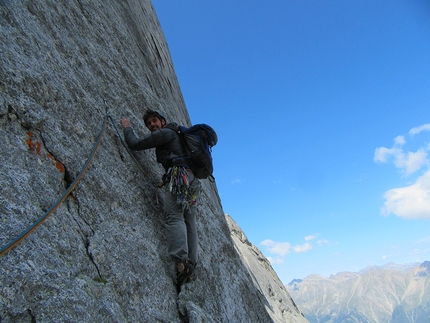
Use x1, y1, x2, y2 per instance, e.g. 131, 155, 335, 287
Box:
36, 141, 42, 155
25, 132, 42, 155
55, 160, 65, 173
47, 153, 65, 173
26, 132, 35, 151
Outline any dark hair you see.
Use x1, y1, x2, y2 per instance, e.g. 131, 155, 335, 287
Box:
143, 110, 166, 127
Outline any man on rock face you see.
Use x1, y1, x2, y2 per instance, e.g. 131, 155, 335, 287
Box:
121, 110, 201, 287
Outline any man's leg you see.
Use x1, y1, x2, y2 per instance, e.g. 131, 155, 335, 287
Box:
185, 172, 201, 265
164, 190, 188, 261
184, 206, 198, 265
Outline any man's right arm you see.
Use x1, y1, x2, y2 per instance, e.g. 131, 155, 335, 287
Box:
122, 118, 175, 151
121, 118, 151, 150
123, 127, 157, 151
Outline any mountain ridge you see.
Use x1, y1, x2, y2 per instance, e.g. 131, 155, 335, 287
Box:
287, 261, 430, 323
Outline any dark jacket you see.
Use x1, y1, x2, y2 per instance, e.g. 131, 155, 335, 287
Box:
124, 123, 186, 170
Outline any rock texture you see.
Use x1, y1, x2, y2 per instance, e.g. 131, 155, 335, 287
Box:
226, 214, 307, 323
287, 262, 430, 323
0, 1, 306, 322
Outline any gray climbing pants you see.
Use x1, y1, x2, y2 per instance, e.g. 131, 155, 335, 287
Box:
164, 171, 201, 265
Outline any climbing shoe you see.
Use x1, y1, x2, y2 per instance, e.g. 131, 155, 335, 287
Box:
186, 272, 197, 283
176, 260, 195, 287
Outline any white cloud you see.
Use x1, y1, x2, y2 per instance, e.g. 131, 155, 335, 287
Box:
381, 170, 430, 219
410, 248, 429, 256
305, 234, 317, 241
374, 147, 428, 175
294, 243, 313, 253
260, 239, 291, 256
261, 235, 330, 263
374, 124, 430, 175
404, 149, 428, 174
374, 147, 403, 163
317, 239, 330, 246
266, 257, 285, 264
409, 123, 430, 136
376, 124, 430, 220
394, 135, 406, 145
231, 178, 241, 184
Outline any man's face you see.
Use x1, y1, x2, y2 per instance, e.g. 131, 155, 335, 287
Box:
146, 116, 165, 132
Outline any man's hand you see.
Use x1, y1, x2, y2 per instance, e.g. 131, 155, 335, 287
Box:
121, 118, 131, 128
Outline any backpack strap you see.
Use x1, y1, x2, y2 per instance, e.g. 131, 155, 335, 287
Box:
176, 126, 190, 154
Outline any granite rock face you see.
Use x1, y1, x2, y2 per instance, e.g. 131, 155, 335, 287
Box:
226, 214, 307, 323
0, 1, 307, 322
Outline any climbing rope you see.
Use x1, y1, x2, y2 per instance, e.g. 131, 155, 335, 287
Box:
0, 115, 154, 257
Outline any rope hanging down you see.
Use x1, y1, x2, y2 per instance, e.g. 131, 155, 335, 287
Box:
0, 115, 151, 257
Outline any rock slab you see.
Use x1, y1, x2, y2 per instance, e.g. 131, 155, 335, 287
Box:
0, 1, 307, 322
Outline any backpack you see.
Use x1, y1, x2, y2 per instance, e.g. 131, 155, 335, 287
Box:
177, 124, 218, 180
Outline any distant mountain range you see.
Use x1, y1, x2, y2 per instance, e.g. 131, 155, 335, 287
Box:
287, 262, 430, 323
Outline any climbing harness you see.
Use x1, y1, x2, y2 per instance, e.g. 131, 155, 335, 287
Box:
0, 115, 155, 257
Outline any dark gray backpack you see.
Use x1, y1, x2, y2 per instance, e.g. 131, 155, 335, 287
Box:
177, 124, 218, 180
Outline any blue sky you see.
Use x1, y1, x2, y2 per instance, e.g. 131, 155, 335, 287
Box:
151, 0, 430, 283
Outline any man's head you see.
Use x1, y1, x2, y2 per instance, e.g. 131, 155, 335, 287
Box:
143, 110, 167, 132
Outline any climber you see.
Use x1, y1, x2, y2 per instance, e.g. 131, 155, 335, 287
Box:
121, 110, 201, 288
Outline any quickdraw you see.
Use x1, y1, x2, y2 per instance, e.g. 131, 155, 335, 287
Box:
167, 166, 197, 209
